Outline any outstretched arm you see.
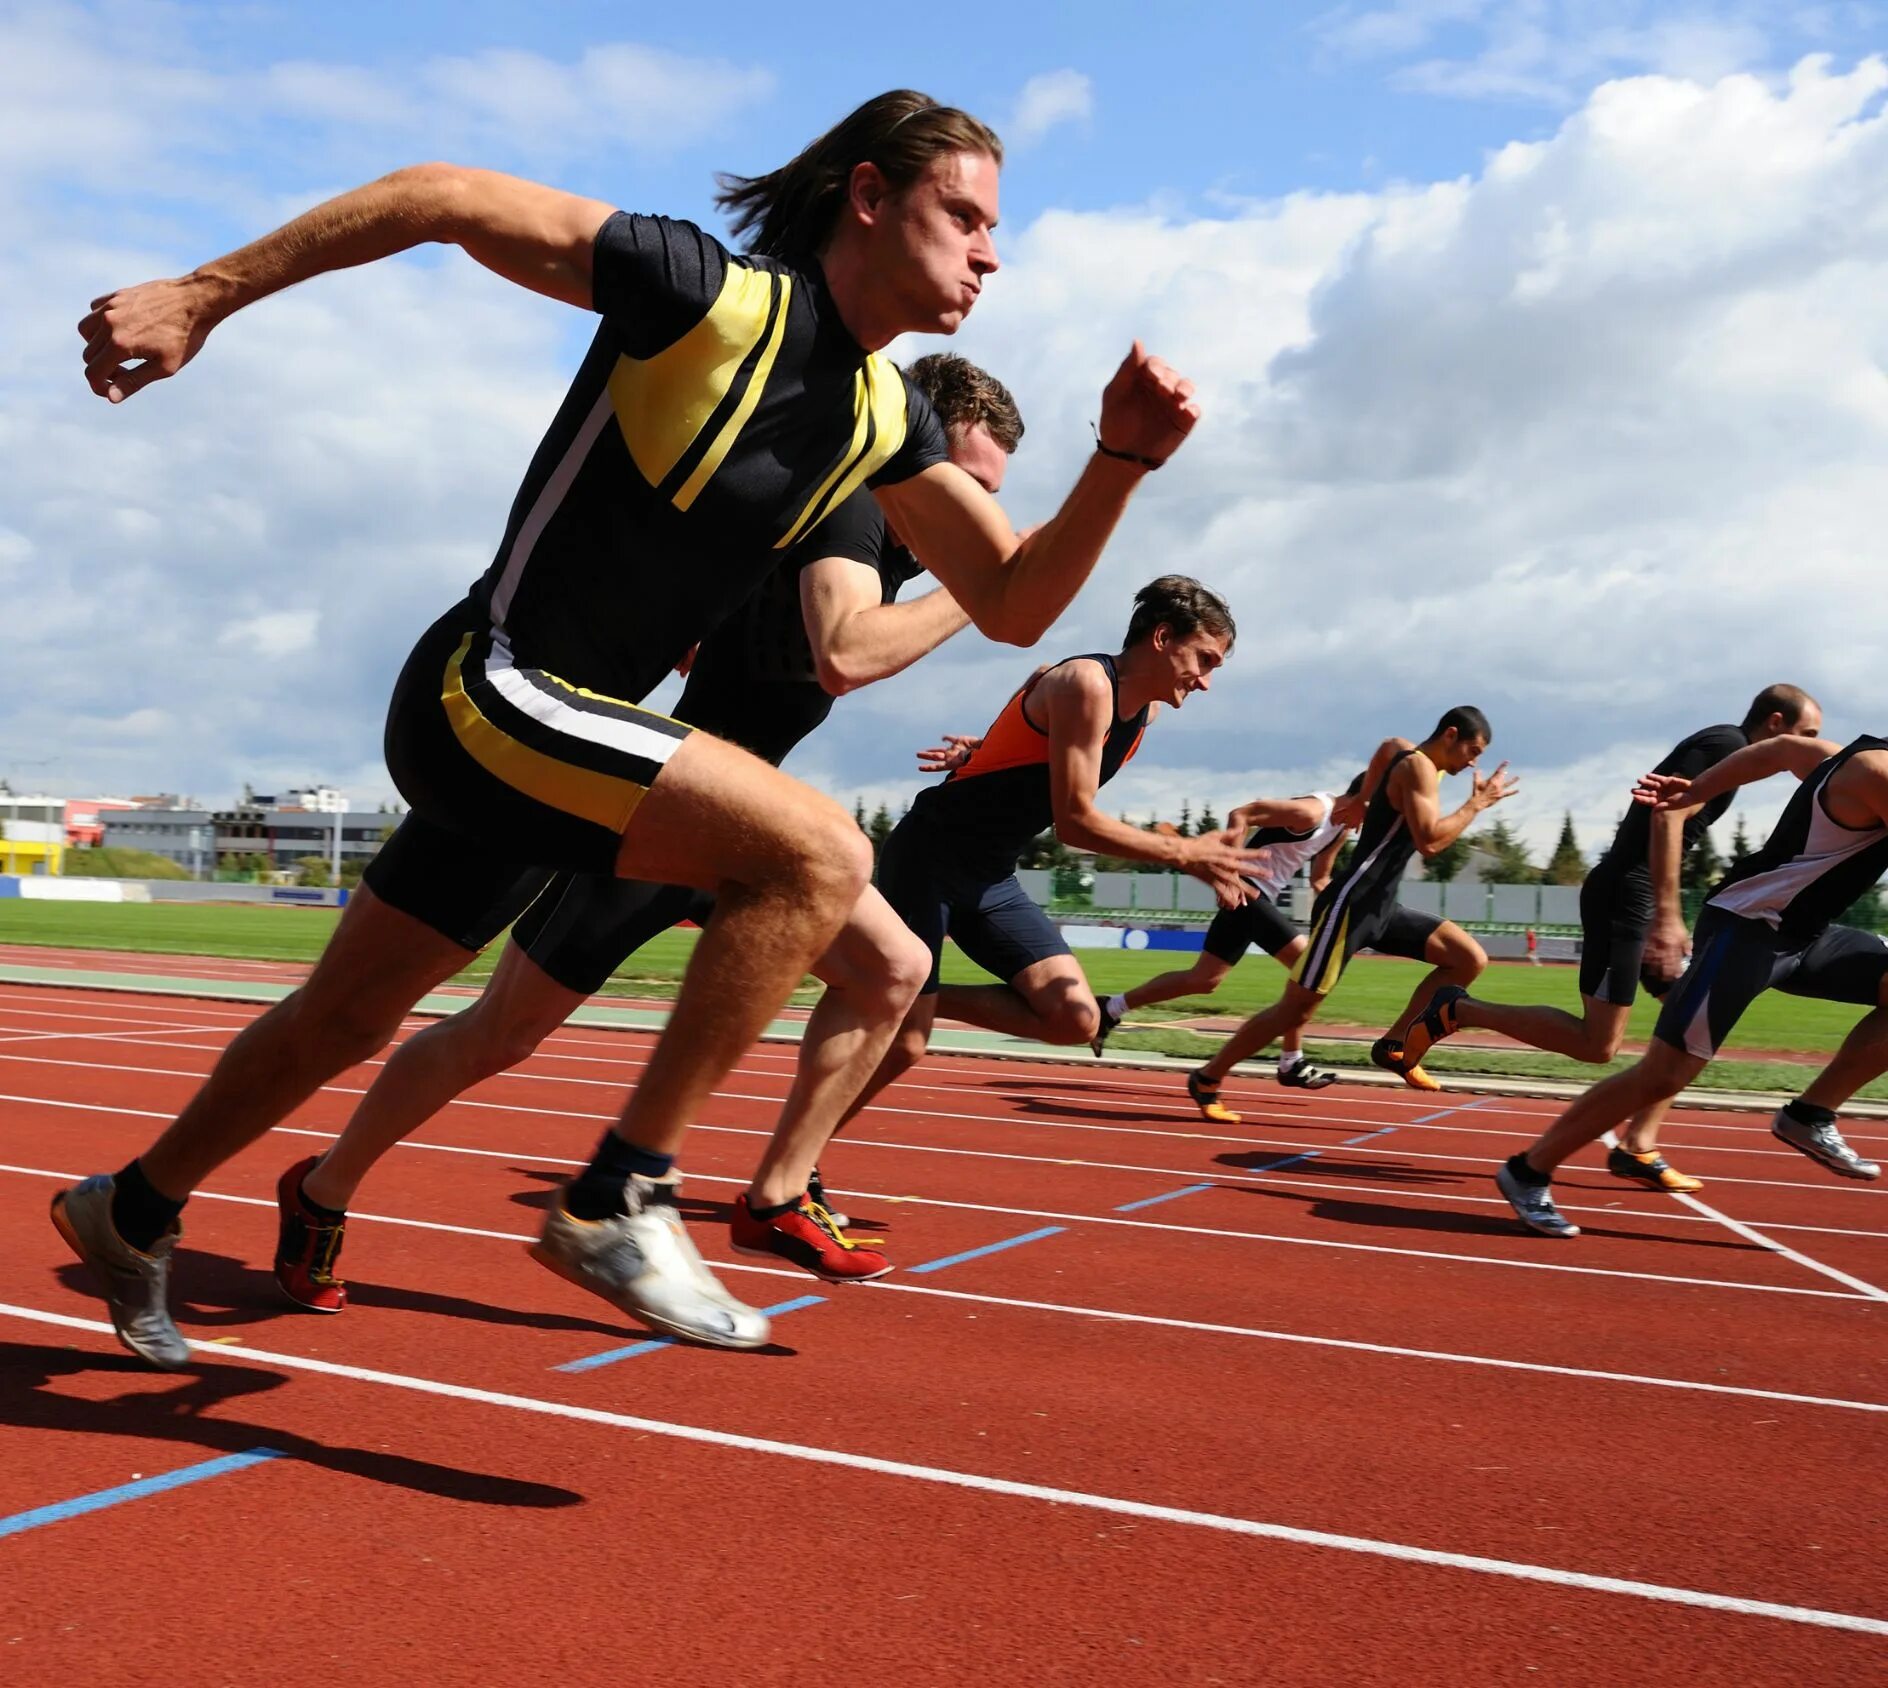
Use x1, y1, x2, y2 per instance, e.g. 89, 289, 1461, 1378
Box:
81, 165, 614, 402
800, 558, 971, 696
1636, 736, 1842, 812
873, 343, 1199, 646
1223, 795, 1327, 837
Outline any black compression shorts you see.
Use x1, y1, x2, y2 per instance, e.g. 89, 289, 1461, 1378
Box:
877, 826, 1069, 996
1292, 889, 1441, 997
384, 603, 693, 878
360, 813, 553, 952
1202, 895, 1300, 965
1653, 908, 1888, 1062
509, 874, 715, 997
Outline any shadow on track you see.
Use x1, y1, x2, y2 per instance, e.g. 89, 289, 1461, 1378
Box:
1215, 1152, 1455, 1186
0, 1341, 583, 1508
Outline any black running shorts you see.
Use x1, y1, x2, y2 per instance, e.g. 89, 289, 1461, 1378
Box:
1653, 907, 1888, 1061
509, 873, 715, 997
877, 825, 1069, 996
1202, 894, 1300, 965
1292, 890, 1441, 997
360, 813, 553, 953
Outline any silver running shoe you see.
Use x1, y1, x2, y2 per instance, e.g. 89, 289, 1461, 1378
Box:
529, 1173, 770, 1349
49, 1175, 191, 1370
1496, 1162, 1581, 1238
1772, 1110, 1881, 1181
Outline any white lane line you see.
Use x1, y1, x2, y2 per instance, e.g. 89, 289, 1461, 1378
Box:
1602, 1131, 1888, 1303
0, 1092, 1870, 1300
2, 1301, 1883, 1639
6, 1160, 1877, 1416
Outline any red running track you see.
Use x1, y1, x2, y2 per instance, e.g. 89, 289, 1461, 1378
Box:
0, 981, 1884, 1685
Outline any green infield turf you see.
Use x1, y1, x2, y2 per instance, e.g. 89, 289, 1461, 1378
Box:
1, 896, 1876, 1095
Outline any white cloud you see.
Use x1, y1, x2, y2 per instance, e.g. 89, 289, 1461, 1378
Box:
1009, 70, 1094, 146
218, 611, 322, 659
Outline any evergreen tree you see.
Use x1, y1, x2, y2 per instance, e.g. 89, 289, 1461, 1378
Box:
867, 803, 896, 860
853, 796, 868, 833
1682, 827, 1724, 891
1178, 800, 1193, 837
1196, 803, 1220, 837
1425, 834, 1472, 883
1480, 819, 1537, 884
1727, 814, 1754, 872
1541, 812, 1585, 885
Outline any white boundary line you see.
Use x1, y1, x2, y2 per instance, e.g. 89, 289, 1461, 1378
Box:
5, 1159, 1877, 1416
1601, 1131, 1888, 1302
2, 1301, 1882, 1639
0, 1092, 1871, 1300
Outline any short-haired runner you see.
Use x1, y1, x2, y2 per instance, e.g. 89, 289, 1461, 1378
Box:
54, 91, 1200, 1368
1495, 733, 1887, 1238
1183, 709, 1517, 1123
1089, 776, 1369, 1087
269, 354, 1021, 1316
1401, 684, 1823, 1192
833, 577, 1258, 1133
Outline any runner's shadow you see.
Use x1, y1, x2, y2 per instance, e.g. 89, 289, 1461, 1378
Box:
0, 1341, 582, 1508
1216, 1152, 1455, 1186
987, 1076, 1202, 1101
1232, 1187, 1762, 1251
54, 1251, 632, 1343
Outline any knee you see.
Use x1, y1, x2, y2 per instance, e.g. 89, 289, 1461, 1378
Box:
795, 809, 874, 912
859, 929, 931, 1020
1041, 993, 1101, 1046
1591, 1026, 1628, 1063
279, 985, 405, 1070
891, 1016, 933, 1072
1451, 936, 1488, 976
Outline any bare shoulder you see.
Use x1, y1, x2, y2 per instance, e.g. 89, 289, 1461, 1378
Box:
1036, 659, 1113, 733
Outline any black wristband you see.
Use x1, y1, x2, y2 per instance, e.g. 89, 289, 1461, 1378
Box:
1091, 421, 1163, 470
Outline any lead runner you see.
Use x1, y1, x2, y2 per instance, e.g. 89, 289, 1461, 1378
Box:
56, 90, 1200, 1367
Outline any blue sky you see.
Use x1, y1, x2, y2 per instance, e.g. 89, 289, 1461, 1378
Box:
5, 1, 1888, 857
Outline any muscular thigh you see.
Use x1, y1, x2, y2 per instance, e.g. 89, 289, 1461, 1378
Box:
952, 874, 1072, 987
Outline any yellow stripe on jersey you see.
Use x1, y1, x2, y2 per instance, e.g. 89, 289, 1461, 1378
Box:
440, 636, 650, 836
674, 275, 792, 512
607, 263, 783, 492
775, 353, 911, 550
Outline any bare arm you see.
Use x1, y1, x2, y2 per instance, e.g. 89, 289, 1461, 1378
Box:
1637, 736, 1843, 812
81, 164, 613, 401
799, 558, 971, 696
1398, 755, 1517, 856
1038, 666, 1257, 905
1641, 807, 1691, 980
1307, 834, 1346, 895
1223, 795, 1327, 837
872, 344, 1199, 646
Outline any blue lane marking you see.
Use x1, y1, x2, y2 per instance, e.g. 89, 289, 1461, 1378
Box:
556, 1295, 825, 1371
1246, 1096, 1487, 1175
0, 1448, 284, 1540
907, 1226, 1066, 1274
1114, 1182, 1216, 1214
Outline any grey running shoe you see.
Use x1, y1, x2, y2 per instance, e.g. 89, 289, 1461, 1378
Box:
1496, 1161, 1581, 1238
49, 1175, 191, 1370
529, 1173, 770, 1350
1089, 1000, 1121, 1058
1772, 1110, 1881, 1181
806, 1165, 850, 1232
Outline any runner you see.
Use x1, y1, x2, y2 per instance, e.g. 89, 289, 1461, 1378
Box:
1401, 685, 1822, 1192
55, 91, 1200, 1368
271, 353, 1020, 1314
1182, 710, 1517, 1124
1495, 733, 1887, 1239
833, 577, 1257, 1130
1089, 776, 1368, 1086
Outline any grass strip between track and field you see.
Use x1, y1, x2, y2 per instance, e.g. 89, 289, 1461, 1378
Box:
3, 900, 1881, 1098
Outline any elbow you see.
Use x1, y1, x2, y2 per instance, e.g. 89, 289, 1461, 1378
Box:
813, 655, 863, 698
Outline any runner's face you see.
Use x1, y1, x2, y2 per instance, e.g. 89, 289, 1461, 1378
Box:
946, 422, 1007, 495
1157, 628, 1230, 707
877, 150, 1001, 334
1442, 733, 1488, 774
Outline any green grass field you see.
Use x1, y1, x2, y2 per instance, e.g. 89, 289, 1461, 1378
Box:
0, 897, 1876, 1096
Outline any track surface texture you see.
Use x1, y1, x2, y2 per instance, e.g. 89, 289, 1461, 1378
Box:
1, 976, 1884, 1685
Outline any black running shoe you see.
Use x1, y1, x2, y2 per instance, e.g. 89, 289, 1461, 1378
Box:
1089, 1001, 1121, 1058
1277, 1063, 1339, 1090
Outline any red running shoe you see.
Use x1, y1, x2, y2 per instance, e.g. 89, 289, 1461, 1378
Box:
730, 1193, 893, 1282
275, 1156, 347, 1312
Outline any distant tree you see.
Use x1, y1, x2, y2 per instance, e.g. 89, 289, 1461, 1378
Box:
852, 796, 868, 833
1726, 814, 1754, 872
867, 803, 895, 860
1682, 827, 1724, 892
1844, 883, 1886, 933
1177, 800, 1193, 837
293, 855, 330, 888
1480, 819, 1537, 884
1541, 813, 1585, 885
1196, 804, 1220, 836
1425, 834, 1472, 883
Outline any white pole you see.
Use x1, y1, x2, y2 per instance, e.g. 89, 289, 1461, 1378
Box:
331, 809, 342, 884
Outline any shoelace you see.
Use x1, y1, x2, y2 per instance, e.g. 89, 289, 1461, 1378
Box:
307, 1217, 346, 1286
803, 1200, 861, 1250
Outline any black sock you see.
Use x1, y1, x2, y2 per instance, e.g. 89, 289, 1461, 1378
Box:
297, 1176, 346, 1225
1504, 1152, 1549, 1188
565, 1133, 675, 1220
111, 1158, 186, 1252
747, 1193, 804, 1222
1783, 1098, 1836, 1128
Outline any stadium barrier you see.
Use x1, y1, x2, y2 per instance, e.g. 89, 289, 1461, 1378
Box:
0, 876, 151, 903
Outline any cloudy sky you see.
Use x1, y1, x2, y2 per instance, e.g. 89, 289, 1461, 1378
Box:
4, 0, 1885, 860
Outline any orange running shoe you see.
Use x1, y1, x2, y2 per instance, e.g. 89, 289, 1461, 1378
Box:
1370, 1036, 1443, 1092
1187, 1070, 1243, 1124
